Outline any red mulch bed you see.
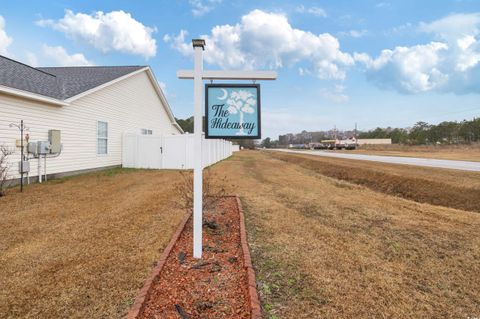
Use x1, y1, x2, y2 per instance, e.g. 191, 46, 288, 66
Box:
137, 197, 251, 319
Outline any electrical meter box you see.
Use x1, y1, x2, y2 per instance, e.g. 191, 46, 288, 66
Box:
15, 139, 27, 148
37, 141, 51, 154
18, 161, 30, 173
48, 130, 61, 154
27, 142, 37, 155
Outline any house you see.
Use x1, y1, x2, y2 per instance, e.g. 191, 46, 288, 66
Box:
0, 55, 183, 182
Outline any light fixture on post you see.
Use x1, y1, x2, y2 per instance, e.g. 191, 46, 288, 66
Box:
192, 39, 206, 50
178, 39, 276, 259
9, 120, 29, 192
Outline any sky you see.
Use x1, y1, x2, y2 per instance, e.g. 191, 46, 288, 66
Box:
0, 0, 479, 139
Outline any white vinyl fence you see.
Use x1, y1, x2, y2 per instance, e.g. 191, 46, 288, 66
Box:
122, 133, 233, 169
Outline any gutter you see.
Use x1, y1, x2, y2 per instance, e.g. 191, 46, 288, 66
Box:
0, 84, 68, 106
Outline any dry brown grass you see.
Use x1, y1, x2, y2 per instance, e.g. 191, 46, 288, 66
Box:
0, 168, 186, 318
339, 143, 480, 162
211, 151, 480, 318
270, 151, 480, 212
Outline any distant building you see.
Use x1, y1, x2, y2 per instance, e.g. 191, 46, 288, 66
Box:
357, 138, 392, 145
279, 133, 294, 146
280, 129, 392, 147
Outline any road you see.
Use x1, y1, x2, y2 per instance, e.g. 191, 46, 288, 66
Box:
271, 149, 480, 172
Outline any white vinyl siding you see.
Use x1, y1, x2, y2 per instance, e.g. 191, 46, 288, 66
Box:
97, 121, 108, 154
0, 71, 181, 180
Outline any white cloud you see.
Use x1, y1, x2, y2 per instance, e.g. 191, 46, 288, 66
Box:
419, 12, 480, 41
320, 84, 349, 103
37, 10, 157, 58
25, 52, 38, 66
42, 45, 93, 66
295, 5, 327, 18
189, 0, 222, 17
375, 2, 390, 8
385, 22, 413, 36
357, 13, 480, 94
339, 29, 368, 38
0, 15, 13, 55
357, 42, 449, 93
420, 13, 480, 73
165, 10, 353, 80
163, 31, 191, 57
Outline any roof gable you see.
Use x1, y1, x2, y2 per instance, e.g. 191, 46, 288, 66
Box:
0, 55, 183, 133
38, 66, 145, 100
0, 55, 60, 99
0, 55, 144, 100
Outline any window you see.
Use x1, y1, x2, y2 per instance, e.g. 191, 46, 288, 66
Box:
141, 128, 153, 135
97, 121, 108, 154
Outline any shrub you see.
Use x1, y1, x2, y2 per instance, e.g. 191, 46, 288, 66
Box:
173, 168, 228, 211
0, 144, 13, 197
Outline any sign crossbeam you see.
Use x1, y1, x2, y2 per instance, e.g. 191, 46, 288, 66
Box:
177, 39, 276, 259
177, 70, 277, 80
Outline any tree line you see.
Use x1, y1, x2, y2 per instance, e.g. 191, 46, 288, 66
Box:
176, 116, 480, 147
359, 118, 480, 144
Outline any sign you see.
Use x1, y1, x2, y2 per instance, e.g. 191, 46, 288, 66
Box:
205, 84, 261, 139
178, 38, 276, 259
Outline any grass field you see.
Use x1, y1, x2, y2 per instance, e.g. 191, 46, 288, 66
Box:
1, 152, 480, 318
211, 151, 480, 318
269, 151, 480, 212
0, 168, 186, 318
337, 144, 480, 162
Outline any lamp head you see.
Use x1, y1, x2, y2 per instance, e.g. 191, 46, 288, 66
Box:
192, 39, 206, 50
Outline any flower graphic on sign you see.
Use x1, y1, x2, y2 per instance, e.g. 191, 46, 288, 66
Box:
226, 90, 256, 135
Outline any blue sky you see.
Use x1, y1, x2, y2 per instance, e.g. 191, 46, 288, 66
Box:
0, 0, 479, 139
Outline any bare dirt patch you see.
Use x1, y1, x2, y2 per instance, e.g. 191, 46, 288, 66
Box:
0, 168, 186, 318
210, 151, 480, 318
269, 151, 480, 213
138, 197, 251, 319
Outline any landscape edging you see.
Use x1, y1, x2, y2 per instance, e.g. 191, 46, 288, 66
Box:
125, 196, 262, 319
125, 211, 192, 319
236, 195, 263, 319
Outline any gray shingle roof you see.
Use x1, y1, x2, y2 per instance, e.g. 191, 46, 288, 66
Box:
0, 55, 145, 100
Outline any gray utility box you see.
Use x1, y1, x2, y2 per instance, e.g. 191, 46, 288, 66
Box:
27, 142, 37, 155
37, 141, 51, 154
48, 130, 61, 154
27, 141, 51, 156
18, 161, 30, 173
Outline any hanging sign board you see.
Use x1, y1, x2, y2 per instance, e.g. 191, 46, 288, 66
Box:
205, 84, 261, 139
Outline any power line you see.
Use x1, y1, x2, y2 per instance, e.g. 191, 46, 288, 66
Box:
424, 107, 480, 121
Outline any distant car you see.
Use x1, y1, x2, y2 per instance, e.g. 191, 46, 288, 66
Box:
309, 142, 326, 150
344, 143, 357, 150
288, 144, 309, 149
321, 140, 336, 150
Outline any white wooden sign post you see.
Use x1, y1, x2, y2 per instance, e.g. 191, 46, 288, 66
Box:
177, 39, 277, 259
